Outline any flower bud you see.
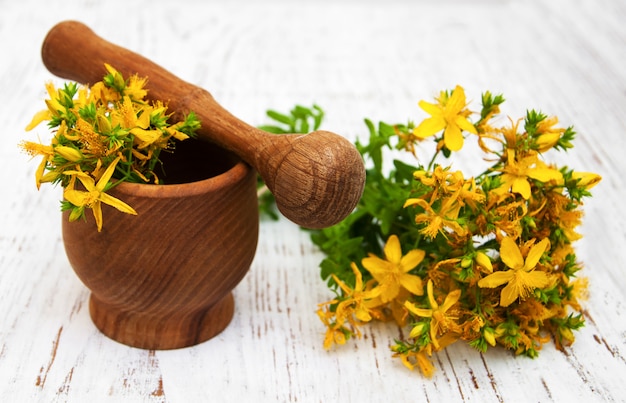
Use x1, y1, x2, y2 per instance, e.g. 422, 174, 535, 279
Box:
55, 146, 82, 162
483, 327, 497, 347
96, 113, 112, 134
475, 251, 493, 273
572, 171, 601, 190
536, 131, 560, 152
409, 322, 428, 339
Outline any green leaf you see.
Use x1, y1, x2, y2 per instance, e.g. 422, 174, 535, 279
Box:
266, 110, 294, 126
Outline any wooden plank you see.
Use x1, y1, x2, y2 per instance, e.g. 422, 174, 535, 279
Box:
1, 0, 625, 401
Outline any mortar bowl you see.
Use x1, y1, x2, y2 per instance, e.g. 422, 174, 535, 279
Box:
62, 139, 259, 349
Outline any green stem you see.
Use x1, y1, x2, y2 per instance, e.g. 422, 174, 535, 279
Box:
426, 148, 441, 171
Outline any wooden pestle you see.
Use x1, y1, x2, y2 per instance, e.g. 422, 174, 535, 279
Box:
41, 21, 365, 229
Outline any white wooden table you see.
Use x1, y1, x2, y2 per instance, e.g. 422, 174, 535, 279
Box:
1, 0, 625, 401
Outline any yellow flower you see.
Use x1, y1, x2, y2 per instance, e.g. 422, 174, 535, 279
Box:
535, 116, 564, 152
496, 150, 563, 199
413, 166, 467, 202
89, 81, 120, 104
457, 177, 485, 211
21, 141, 55, 189
361, 235, 425, 302
489, 194, 527, 239
316, 307, 348, 350
413, 85, 477, 151
404, 194, 465, 239
404, 280, 461, 349
103, 63, 149, 100
112, 96, 151, 130
392, 348, 435, 377
75, 117, 110, 157
478, 237, 550, 307
413, 166, 450, 188
125, 74, 148, 101
498, 117, 522, 150
332, 262, 382, 323
63, 157, 137, 231
25, 82, 65, 131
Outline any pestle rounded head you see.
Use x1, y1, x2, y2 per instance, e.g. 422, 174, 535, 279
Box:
267, 130, 365, 229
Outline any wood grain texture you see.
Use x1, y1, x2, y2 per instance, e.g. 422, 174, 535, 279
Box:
1, 0, 625, 401
62, 140, 258, 350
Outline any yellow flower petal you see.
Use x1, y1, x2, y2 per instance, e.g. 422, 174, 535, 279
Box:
446, 85, 466, 113
44, 82, 64, 112
361, 255, 390, 275
511, 177, 531, 200
425, 279, 437, 309
166, 127, 190, 141
400, 249, 426, 273
418, 100, 441, 116
400, 274, 424, 296
131, 127, 161, 147
96, 156, 121, 191
524, 238, 550, 270
413, 116, 446, 139
384, 234, 402, 264
404, 301, 433, 318
477, 270, 514, 289
440, 289, 461, 312
34, 157, 48, 189
91, 201, 103, 232
137, 107, 151, 129
500, 237, 524, 270
99, 192, 137, 215
64, 187, 90, 207
332, 274, 352, 296
75, 174, 96, 192
454, 115, 478, 134
403, 197, 429, 209
499, 282, 519, 307
25, 109, 51, 131
527, 167, 563, 183
443, 123, 464, 151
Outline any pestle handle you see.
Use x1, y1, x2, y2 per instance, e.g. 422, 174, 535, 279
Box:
40, 21, 365, 229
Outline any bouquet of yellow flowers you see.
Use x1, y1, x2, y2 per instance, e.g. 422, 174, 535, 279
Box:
21, 64, 200, 231
261, 86, 600, 377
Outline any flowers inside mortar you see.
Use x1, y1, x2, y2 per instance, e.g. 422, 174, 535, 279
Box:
21, 64, 200, 231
